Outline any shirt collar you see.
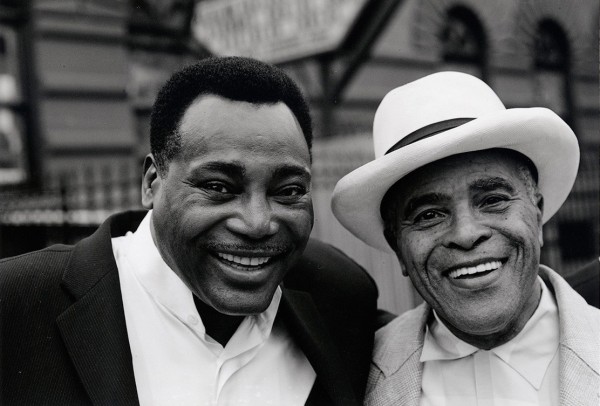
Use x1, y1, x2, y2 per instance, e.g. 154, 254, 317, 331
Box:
121, 210, 282, 354
421, 277, 559, 389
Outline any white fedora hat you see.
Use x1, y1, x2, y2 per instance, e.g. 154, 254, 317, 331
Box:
331, 71, 579, 252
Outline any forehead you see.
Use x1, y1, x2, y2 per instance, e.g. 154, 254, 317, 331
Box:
176, 94, 310, 165
391, 150, 531, 201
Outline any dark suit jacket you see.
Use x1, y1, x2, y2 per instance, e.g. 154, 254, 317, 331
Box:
0, 211, 378, 406
565, 258, 600, 309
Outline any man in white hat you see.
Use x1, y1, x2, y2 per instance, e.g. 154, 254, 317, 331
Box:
332, 72, 600, 405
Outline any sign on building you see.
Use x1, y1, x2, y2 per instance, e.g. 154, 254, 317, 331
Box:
191, 0, 367, 64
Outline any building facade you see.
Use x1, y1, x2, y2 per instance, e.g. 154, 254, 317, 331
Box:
1, 0, 597, 314
278, 0, 599, 312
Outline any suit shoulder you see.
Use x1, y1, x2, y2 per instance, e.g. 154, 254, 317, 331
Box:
582, 301, 600, 325
371, 304, 428, 377
0, 245, 72, 290
376, 304, 427, 342
287, 238, 377, 294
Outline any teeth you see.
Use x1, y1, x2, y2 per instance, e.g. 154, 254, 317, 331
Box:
449, 261, 502, 279
216, 252, 271, 266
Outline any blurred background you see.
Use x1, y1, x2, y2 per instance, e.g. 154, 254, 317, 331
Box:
0, 0, 597, 314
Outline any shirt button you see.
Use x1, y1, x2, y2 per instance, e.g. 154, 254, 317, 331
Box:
187, 315, 199, 325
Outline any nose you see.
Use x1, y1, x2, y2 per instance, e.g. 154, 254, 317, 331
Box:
225, 196, 279, 239
443, 207, 492, 250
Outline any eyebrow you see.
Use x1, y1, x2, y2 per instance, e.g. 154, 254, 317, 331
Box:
470, 177, 516, 194
190, 162, 310, 183
403, 192, 449, 218
190, 161, 246, 180
272, 164, 311, 181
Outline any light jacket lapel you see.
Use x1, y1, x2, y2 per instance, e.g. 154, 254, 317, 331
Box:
540, 266, 600, 405
57, 213, 140, 405
280, 288, 360, 406
368, 267, 599, 406
366, 303, 430, 406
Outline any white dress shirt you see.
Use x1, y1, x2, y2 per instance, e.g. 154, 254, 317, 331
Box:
420, 278, 559, 406
112, 211, 316, 406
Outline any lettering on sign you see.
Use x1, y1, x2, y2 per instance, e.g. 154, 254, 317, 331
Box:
192, 0, 367, 63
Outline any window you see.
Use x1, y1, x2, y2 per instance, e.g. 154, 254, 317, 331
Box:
534, 20, 569, 70
532, 19, 572, 126
0, 23, 27, 185
440, 6, 487, 78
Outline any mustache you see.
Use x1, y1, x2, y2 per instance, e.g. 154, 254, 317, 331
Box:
203, 241, 290, 254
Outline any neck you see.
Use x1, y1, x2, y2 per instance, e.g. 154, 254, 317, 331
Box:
445, 321, 527, 350
193, 296, 244, 347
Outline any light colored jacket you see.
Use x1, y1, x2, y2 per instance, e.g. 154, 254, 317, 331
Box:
366, 266, 600, 406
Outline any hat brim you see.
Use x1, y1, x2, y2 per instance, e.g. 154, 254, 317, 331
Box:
331, 107, 579, 252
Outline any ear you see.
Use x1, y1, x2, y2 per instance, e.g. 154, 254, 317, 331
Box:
398, 259, 409, 277
142, 154, 159, 209
536, 193, 544, 247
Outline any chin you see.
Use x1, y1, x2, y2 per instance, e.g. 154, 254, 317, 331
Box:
457, 313, 514, 337
211, 293, 274, 316
219, 303, 271, 316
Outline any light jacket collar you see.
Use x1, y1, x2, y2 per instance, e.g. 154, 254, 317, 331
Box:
369, 266, 600, 406
420, 278, 559, 389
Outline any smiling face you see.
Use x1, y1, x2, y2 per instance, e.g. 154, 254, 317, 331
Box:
385, 150, 544, 348
143, 94, 313, 316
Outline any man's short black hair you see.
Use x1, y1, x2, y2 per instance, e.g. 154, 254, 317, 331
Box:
150, 56, 313, 174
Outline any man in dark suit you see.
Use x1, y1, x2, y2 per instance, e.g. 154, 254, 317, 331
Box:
0, 57, 378, 405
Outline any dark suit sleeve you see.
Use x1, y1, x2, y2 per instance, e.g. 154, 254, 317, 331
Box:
0, 247, 91, 405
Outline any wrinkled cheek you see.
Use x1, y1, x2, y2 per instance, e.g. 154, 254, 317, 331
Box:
520, 210, 543, 240
399, 247, 430, 288
399, 235, 430, 268
508, 221, 541, 261
409, 270, 439, 308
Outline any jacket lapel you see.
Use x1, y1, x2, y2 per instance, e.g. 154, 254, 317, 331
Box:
368, 268, 600, 406
540, 266, 600, 405
366, 303, 429, 406
280, 288, 360, 406
57, 212, 143, 405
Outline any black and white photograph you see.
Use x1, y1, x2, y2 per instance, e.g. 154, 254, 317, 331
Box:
0, 0, 598, 405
